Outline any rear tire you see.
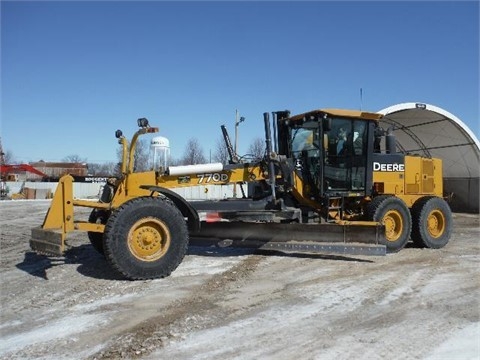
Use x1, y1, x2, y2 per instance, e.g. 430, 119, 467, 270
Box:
366, 196, 412, 252
411, 196, 452, 249
103, 197, 189, 280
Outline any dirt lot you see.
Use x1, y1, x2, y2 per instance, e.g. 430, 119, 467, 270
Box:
0, 200, 479, 360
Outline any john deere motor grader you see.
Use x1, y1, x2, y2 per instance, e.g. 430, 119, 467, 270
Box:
30, 109, 453, 280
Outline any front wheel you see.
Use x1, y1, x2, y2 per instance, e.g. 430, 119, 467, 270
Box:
103, 197, 189, 280
366, 196, 412, 252
411, 196, 452, 249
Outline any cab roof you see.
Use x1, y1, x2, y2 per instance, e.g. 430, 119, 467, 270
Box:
286, 108, 383, 122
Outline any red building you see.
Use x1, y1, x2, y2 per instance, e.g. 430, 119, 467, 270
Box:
29, 161, 88, 180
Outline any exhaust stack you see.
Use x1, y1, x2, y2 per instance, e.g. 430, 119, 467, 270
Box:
264, 112, 277, 202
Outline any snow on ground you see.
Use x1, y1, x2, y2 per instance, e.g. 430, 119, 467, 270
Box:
0, 201, 479, 359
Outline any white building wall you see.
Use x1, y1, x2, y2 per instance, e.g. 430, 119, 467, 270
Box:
4, 182, 236, 201
4, 182, 103, 199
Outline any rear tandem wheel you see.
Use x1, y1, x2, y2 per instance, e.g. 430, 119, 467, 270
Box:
103, 196, 189, 280
411, 196, 452, 249
366, 195, 412, 252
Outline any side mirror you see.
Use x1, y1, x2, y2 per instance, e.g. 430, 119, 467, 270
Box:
115, 129, 123, 139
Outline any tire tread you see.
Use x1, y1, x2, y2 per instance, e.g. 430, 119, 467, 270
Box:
103, 197, 189, 280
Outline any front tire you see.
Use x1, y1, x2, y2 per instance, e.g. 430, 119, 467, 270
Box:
366, 196, 412, 252
103, 197, 189, 280
411, 196, 452, 249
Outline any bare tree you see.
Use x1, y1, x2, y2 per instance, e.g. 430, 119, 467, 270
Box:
133, 138, 150, 171
0, 138, 15, 164
181, 138, 206, 165
213, 137, 229, 165
3, 150, 16, 164
87, 163, 101, 176
247, 137, 265, 162
116, 138, 150, 172
168, 156, 181, 166
62, 154, 87, 163
87, 162, 117, 176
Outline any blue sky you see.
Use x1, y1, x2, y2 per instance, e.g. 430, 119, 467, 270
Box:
1, 1, 479, 164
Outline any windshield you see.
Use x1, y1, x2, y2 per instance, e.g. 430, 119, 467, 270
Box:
290, 121, 319, 158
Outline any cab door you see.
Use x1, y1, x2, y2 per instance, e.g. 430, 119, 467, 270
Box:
324, 118, 368, 191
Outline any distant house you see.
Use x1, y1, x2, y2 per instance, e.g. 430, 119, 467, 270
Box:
30, 161, 88, 180
1, 163, 47, 182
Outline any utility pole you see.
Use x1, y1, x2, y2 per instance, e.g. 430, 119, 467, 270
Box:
234, 109, 239, 157
233, 110, 245, 198
234, 109, 245, 158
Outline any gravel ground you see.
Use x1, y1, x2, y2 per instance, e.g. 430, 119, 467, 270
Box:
0, 200, 479, 360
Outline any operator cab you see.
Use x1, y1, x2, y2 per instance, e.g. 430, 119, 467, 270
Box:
277, 109, 381, 200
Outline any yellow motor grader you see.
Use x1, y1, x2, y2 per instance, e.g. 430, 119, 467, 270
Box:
30, 109, 453, 280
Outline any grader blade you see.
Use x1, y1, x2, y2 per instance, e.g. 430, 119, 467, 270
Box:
191, 221, 387, 256
30, 227, 65, 256
29, 175, 75, 257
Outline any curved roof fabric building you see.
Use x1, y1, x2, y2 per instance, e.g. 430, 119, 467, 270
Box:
378, 102, 479, 213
